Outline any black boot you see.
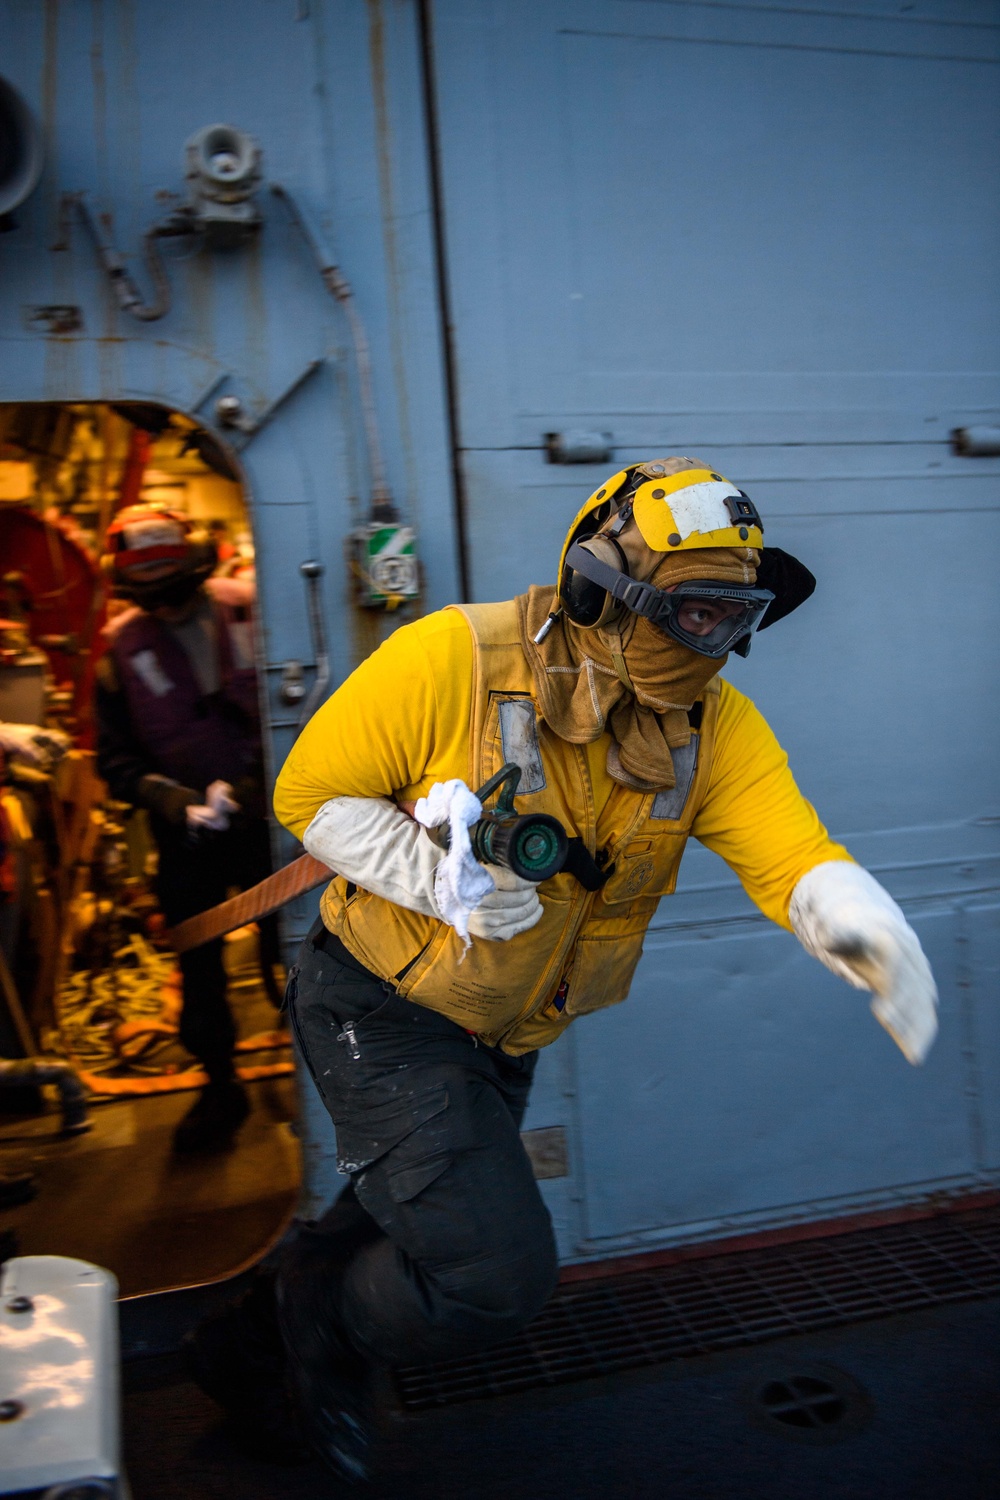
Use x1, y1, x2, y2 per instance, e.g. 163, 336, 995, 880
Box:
182, 1274, 310, 1465
172, 1077, 249, 1154
276, 1192, 382, 1485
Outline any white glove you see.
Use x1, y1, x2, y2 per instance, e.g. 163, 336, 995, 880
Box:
789, 860, 938, 1065
303, 795, 445, 916
411, 781, 543, 943
186, 779, 239, 833
303, 792, 543, 944
0, 722, 70, 769
468, 864, 543, 942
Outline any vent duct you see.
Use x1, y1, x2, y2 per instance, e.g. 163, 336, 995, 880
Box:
0, 78, 42, 222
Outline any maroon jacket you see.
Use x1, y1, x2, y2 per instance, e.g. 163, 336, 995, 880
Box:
105, 601, 261, 796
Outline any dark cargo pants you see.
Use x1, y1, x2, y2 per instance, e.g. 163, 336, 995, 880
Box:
154, 815, 280, 1078
281, 921, 559, 1367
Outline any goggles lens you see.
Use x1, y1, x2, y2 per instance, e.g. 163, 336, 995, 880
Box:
562, 542, 775, 657
652, 582, 773, 658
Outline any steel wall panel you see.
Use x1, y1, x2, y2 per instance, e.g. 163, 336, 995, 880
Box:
432, 0, 1000, 449
430, 0, 1000, 1253
573, 907, 973, 1249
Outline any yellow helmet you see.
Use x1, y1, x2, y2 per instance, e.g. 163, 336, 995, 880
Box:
551, 458, 812, 660
557, 460, 763, 588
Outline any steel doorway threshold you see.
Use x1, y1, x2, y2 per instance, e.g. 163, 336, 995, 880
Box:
394, 1206, 1000, 1410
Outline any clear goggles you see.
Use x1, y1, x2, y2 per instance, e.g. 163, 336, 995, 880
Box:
564, 541, 774, 658
649, 580, 775, 658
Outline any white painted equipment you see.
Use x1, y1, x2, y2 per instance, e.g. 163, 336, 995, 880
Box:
0, 1255, 128, 1497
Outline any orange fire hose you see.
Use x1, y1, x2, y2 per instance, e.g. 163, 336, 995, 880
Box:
166, 852, 331, 954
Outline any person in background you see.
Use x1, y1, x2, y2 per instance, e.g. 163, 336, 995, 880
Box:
207, 517, 237, 569
95, 504, 278, 1153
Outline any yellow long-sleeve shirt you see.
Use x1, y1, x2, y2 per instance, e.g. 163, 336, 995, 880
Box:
274, 607, 848, 933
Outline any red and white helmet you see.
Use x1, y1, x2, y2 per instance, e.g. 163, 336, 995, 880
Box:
102, 504, 216, 606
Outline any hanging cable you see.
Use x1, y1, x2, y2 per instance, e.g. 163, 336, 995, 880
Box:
60, 192, 194, 323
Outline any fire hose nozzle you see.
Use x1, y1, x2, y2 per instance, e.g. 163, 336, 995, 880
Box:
470, 810, 568, 883
426, 763, 569, 884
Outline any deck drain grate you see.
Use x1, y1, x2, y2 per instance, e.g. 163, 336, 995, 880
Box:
394, 1206, 1000, 1409
759, 1374, 845, 1428
748, 1360, 873, 1443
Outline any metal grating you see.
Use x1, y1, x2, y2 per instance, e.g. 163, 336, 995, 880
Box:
394, 1208, 1000, 1409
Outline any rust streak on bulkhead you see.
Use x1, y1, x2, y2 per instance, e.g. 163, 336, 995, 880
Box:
89, 0, 109, 209
42, 0, 60, 236
243, 233, 269, 411
117, 0, 142, 250
42, 0, 80, 398
335, 355, 385, 670
89, 0, 121, 393
184, 246, 216, 366
367, 0, 421, 629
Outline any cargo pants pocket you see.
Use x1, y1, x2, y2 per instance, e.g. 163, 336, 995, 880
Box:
335, 1083, 452, 1203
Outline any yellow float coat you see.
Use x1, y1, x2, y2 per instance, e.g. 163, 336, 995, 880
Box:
274, 604, 850, 1053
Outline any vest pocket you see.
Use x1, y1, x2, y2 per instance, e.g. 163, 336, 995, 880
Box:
598, 832, 687, 905
502, 998, 574, 1054
331, 887, 443, 995
561, 929, 645, 1017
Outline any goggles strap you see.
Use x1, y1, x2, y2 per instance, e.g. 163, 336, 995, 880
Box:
567, 542, 770, 622
566, 541, 774, 655
566, 541, 661, 622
